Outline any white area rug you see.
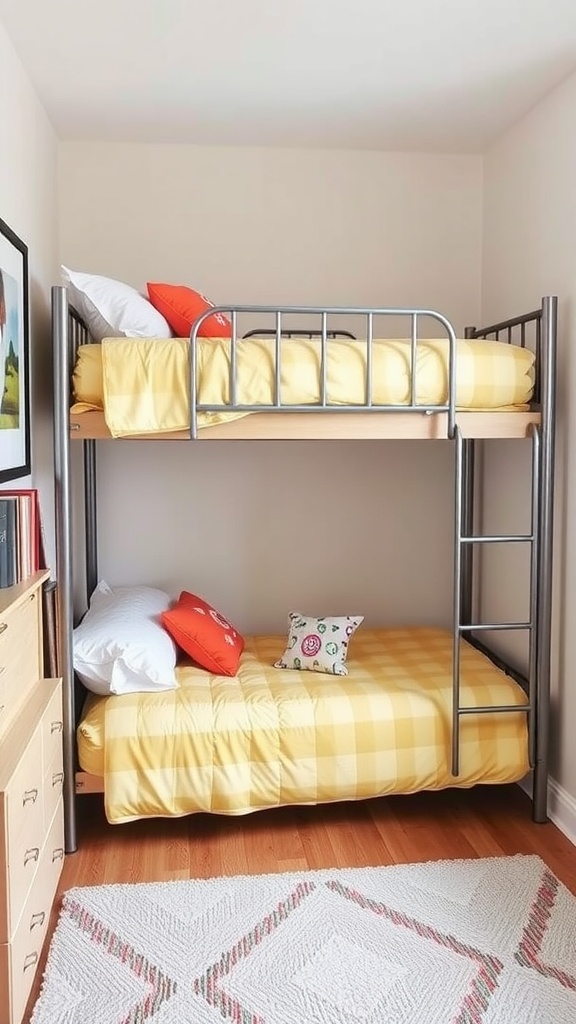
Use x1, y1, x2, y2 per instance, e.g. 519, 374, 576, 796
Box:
31, 854, 576, 1023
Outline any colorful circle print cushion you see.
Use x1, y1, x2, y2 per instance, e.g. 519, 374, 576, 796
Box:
274, 612, 364, 676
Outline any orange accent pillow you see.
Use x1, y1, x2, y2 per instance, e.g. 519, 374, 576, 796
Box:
147, 282, 232, 338
161, 591, 244, 676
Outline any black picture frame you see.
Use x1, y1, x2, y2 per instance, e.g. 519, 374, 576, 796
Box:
0, 217, 30, 482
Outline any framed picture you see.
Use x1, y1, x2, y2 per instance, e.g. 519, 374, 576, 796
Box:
0, 217, 30, 482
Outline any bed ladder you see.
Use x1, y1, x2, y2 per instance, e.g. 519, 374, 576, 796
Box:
451, 426, 540, 779
454, 296, 556, 824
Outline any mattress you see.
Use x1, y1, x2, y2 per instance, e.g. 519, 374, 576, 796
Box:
71, 336, 535, 438
77, 627, 530, 824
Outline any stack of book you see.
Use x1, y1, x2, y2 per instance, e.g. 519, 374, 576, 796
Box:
0, 488, 46, 588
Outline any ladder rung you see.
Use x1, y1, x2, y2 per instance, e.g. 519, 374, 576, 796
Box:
460, 534, 533, 544
458, 704, 531, 715
459, 622, 532, 632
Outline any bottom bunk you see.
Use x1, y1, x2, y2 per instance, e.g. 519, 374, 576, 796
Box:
75, 626, 530, 825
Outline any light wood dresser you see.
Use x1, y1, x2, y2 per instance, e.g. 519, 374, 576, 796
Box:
0, 571, 64, 1024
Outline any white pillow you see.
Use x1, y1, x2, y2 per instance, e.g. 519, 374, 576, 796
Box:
73, 581, 177, 695
274, 612, 364, 676
62, 265, 172, 341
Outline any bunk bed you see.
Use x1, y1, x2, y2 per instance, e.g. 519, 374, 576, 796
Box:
52, 288, 557, 854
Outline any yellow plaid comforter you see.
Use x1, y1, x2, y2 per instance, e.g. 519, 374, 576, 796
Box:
77, 628, 529, 824
71, 336, 535, 437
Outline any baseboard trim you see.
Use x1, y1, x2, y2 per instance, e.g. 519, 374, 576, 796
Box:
518, 775, 576, 846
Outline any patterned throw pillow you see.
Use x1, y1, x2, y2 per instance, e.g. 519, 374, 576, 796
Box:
161, 591, 244, 676
274, 612, 363, 676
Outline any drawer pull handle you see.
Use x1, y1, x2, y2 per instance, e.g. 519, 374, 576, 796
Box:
52, 847, 65, 862
23, 952, 38, 972
24, 847, 40, 866
23, 788, 39, 806
0, 622, 7, 635
52, 771, 64, 787
30, 911, 45, 931
51, 720, 63, 734
0, 666, 5, 676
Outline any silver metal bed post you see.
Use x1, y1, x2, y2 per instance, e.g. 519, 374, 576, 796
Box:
52, 285, 77, 854
461, 327, 477, 630
533, 295, 557, 823
452, 426, 464, 775
84, 441, 98, 603
460, 440, 475, 626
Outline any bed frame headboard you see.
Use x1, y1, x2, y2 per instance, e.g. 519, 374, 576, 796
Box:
465, 306, 544, 405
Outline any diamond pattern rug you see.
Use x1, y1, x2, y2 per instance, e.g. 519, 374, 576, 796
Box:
31, 854, 576, 1023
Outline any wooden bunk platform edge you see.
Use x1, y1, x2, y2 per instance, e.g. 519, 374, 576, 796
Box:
69, 408, 542, 442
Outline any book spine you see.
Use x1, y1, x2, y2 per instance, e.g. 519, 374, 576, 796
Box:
0, 499, 8, 589
4, 499, 17, 587
0, 497, 17, 588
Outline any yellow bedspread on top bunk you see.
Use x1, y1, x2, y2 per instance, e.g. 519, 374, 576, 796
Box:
77, 627, 529, 824
71, 336, 535, 437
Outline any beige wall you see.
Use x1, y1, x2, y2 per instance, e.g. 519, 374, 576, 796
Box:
59, 144, 482, 324
0, 21, 58, 559
482, 70, 576, 804
59, 143, 483, 631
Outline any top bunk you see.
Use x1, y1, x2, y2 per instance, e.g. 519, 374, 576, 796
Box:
52, 288, 557, 442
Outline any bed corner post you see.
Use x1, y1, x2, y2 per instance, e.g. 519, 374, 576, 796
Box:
53, 285, 78, 853
533, 295, 557, 823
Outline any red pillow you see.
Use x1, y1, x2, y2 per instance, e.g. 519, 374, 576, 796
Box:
161, 591, 244, 676
147, 282, 232, 338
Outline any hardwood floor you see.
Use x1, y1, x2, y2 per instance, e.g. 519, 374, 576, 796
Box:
24, 784, 576, 1020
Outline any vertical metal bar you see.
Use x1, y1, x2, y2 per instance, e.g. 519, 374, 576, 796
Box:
447, 323, 458, 439
275, 311, 282, 406
320, 311, 328, 406
410, 313, 417, 407
460, 439, 475, 627
534, 316, 542, 406
527, 424, 540, 769
366, 312, 373, 407
189, 320, 198, 439
230, 310, 238, 408
52, 286, 77, 854
452, 426, 464, 775
533, 296, 557, 822
83, 441, 98, 604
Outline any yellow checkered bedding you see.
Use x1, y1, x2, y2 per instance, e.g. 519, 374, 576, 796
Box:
77, 627, 529, 824
71, 336, 535, 437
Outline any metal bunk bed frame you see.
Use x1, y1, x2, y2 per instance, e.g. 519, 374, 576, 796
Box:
52, 288, 557, 853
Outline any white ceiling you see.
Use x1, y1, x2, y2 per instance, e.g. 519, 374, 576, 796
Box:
2, 0, 576, 152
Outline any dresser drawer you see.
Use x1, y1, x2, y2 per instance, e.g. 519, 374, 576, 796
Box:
41, 686, 64, 778
44, 750, 64, 835
0, 681, 63, 945
0, 723, 45, 943
0, 671, 7, 739
0, 801, 64, 1024
0, 589, 42, 738
0, 586, 41, 671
